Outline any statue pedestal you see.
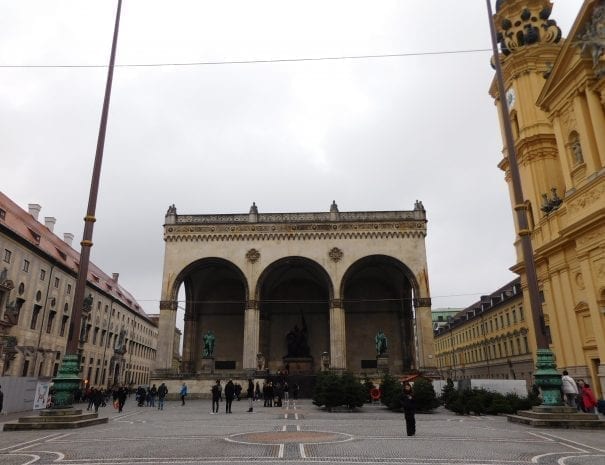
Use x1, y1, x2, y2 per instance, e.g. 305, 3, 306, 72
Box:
201, 357, 214, 374
377, 355, 389, 373
283, 357, 313, 375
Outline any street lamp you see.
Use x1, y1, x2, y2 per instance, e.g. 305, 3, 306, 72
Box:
52, 0, 123, 408
485, 0, 561, 406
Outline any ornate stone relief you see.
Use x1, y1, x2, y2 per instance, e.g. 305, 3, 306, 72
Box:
413, 297, 432, 308
246, 248, 260, 263
569, 184, 605, 215
497, 6, 561, 56
577, 2, 605, 78
159, 300, 177, 310
328, 247, 343, 262
575, 273, 586, 290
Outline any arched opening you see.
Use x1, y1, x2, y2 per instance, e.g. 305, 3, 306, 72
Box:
177, 258, 247, 373
341, 255, 418, 373
257, 257, 332, 373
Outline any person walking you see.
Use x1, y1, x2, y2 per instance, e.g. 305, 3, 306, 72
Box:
225, 380, 235, 414
180, 383, 188, 406
157, 383, 168, 410
246, 379, 254, 412
149, 384, 157, 408
561, 370, 579, 407
117, 386, 128, 413
578, 379, 597, 413
283, 382, 289, 403
211, 380, 221, 414
400, 382, 416, 437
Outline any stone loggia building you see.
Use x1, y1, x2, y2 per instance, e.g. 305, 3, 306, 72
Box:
155, 201, 434, 380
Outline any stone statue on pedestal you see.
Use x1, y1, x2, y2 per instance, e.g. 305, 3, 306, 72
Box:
375, 330, 388, 356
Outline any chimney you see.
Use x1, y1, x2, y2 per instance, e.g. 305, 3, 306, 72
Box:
28, 204, 42, 220
63, 233, 74, 247
112, 273, 119, 283
44, 216, 57, 232
44, 217, 56, 233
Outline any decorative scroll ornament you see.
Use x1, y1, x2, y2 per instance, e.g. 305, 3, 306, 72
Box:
577, 3, 605, 78
246, 248, 260, 263
496, 5, 562, 57
328, 247, 343, 262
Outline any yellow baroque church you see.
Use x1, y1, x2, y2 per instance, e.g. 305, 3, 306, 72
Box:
490, 0, 605, 398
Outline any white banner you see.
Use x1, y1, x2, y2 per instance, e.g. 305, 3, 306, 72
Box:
33, 381, 51, 410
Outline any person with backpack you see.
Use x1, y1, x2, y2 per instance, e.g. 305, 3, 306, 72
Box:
180, 383, 188, 406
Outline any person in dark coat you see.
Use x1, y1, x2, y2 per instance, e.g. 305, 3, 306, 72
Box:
117, 386, 128, 413
247, 379, 254, 412
400, 382, 416, 436
92, 388, 104, 413
224, 380, 235, 414
211, 380, 221, 414
157, 383, 168, 410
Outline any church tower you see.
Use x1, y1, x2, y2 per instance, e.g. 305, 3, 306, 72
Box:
490, 0, 564, 231
489, 0, 605, 397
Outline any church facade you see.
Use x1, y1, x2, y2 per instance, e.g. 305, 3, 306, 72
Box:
490, 0, 605, 396
155, 201, 434, 377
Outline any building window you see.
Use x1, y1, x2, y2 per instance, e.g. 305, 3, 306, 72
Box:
506, 313, 510, 326
523, 336, 529, 353
22, 259, 30, 272
512, 310, 517, 324
60, 315, 69, 337
30, 304, 42, 329
93, 327, 99, 345
40, 269, 46, 281
46, 311, 56, 334
101, 330, 106, 347
54, 277, 60, 288
0, 208, 5, 219
22, 360, 30, 377
67, 284, 72, 295
519, 306, 524, 321
3, 249, 11, 263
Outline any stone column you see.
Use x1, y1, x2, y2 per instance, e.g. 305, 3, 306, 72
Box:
182, 310, 197, 373
242, 300, 260, 370
155, 300, 177, 370
329, 299, 346, 370
413, 297, 434, 370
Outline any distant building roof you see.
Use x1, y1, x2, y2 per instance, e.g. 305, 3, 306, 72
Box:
0, 191, 152, 323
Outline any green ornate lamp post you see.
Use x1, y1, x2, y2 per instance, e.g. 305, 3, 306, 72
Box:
52, 0, 123, 408
485, 0, 561, 406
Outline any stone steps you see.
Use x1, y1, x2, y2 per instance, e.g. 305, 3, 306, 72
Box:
3, 409, 108, 431
507, 407, 605, 429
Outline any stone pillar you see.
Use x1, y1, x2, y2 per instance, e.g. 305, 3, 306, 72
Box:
329, 299, 346, 370
155, 300, 177, 370
413, 297, 434, 370
182, 311, 197, 373
243, 300, 260, 370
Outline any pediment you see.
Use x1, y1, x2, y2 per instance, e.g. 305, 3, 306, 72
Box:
537, 0, 604, 110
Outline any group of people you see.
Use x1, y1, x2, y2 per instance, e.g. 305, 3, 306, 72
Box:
135, 383, 169, 409
561, 370, 599, 413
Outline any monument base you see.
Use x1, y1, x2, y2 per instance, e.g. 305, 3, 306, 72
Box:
283, 357, 313, 375
200, 357, 214, 374
377, 355, 389, 373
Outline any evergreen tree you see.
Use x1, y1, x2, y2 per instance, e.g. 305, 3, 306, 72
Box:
412, 377, 440, 412
380, 373, 402, 410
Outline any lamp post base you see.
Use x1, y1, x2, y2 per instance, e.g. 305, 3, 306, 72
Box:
534, 348, 562, 406
52, 354, 81, 409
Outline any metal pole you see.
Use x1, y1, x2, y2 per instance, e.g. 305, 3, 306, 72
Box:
53, 0, 123, 408
485, 0, 561, 406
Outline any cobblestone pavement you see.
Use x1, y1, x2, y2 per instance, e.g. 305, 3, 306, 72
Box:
1, 399, 604, 465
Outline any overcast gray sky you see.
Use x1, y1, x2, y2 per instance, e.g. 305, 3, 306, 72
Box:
0, 1, 585, 319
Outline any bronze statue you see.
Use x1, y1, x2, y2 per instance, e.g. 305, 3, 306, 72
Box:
375, 330, 388, 356
286, 314, 310, 357
203, 330, 215, 357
